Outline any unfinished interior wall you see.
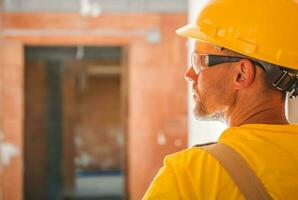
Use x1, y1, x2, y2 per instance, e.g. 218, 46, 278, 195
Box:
25, 57, 65, 199
128, 15, 188, 199
24, 60, 47, 199
1, 13, 187, 200
24, 46, 124, 199
74, 67, 124, 198
0, 39, 3, 200
0, 40, 24, 200
61, 65, 77, 198
64, 52, 124, 199
75, 76, 122, 172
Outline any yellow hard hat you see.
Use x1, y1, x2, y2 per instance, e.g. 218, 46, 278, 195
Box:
177, 0, 298, 71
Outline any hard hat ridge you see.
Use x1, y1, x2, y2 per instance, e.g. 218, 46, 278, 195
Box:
176, 0, 298, 71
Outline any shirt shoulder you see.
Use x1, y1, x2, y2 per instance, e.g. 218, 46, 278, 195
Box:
143, 145, 245, 200
218, 124, 298, 199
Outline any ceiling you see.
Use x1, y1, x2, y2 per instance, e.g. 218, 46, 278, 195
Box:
3, 0, 187, 13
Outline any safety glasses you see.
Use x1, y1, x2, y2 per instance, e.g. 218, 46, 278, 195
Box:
191, 53, 263, 74
190, 52, 298, 98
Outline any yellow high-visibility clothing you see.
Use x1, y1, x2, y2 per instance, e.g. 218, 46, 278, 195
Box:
143, 124, 298, 200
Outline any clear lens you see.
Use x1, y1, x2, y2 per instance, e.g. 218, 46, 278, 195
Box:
191, 53, 200, 74
191, 53, 209, 74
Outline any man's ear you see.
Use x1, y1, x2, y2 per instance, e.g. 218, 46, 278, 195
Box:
233, 59, 256, 89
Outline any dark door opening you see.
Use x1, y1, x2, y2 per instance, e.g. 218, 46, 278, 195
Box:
24, 46, 126, 200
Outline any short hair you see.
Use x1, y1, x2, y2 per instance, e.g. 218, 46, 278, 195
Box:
214, 45, 286, 98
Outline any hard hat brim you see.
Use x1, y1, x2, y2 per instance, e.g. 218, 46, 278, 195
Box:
176, 24, 208, 41
176, 24, 298, 71
176, 23, 222, 49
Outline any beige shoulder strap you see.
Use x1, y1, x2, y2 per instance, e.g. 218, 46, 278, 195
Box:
199, 143, 273, 200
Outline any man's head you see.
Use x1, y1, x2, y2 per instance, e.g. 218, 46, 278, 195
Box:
186, 41, 286, 122
177, 0, 298, 124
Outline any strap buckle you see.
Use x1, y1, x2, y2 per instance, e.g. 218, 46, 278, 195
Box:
271, 70, 298, 98
272, 70, 289, 90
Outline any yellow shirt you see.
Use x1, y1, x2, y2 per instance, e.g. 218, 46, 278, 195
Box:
143, 124, 298, 200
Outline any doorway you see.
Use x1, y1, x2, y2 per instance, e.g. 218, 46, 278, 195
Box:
24, 46, 127, 200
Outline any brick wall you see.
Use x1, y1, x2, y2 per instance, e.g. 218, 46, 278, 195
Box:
1, 13, 188, 200
128, 14, 188, 199
24, 56, 124, 198
0, 40, 24, 200
75, 75, 122, 171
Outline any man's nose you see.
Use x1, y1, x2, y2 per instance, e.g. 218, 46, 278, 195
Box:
185, 66, 197, 83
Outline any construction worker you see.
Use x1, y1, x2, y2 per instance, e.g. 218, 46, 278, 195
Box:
143, 0, 298, 199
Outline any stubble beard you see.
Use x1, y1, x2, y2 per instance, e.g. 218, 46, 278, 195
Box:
193, 92, 226, 122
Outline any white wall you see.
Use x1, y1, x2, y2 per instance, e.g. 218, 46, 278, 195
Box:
187, 0, 226, 147
288, 97, 298, 123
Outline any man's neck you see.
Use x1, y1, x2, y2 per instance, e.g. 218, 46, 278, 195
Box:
227, 94, 289, 127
